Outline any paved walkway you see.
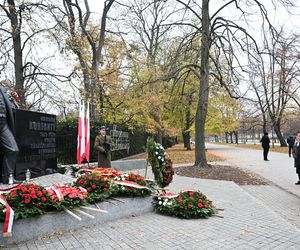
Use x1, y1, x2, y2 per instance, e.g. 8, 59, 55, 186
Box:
206, 143, 300, 197
3, 144, 300, 249
4, 175, 300, 250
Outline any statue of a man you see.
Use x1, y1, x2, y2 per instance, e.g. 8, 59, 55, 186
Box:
0, 83, 20, 184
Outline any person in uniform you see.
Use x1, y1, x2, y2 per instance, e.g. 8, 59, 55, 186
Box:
94, 126, 112, 168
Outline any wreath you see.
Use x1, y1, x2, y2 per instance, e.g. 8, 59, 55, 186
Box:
153, 190, 216, 219
147, 138, 174, 188
74, 172, 111, 203
111, 173, 152, 197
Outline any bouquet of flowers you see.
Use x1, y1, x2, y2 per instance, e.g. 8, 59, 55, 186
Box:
153, 190, 216, 219
1, 183, 51, 220
91, 167, 120, 180
147, 138, 174, 187
111, 173, 152, 197
74, 172, 111, 203
47, 185, 87, 210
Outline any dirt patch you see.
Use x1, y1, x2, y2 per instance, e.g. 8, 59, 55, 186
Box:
176, 165, 268, 185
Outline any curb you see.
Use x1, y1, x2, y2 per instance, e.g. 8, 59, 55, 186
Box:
0, 196, 153, 245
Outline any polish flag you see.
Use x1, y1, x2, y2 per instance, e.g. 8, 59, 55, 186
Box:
85, 102, 90, 162
77, 100, 85, 164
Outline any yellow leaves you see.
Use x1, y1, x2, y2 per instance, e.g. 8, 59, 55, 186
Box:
206, 88, 241, 134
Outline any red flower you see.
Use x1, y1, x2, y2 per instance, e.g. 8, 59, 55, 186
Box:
189, 197, 193, 200
24, 199, 30, 204
37, 191, 43, 197
42, 189, 47, 194
92, 184, 96, 189
22, 194, 31, 199
87, 187, 91, 192
187, 204, 192, 209
31, 194, 37, 199
88, 176, 93, 180
189, 192, 194, 196
204, 204, 208, 208
103, 188, 107, 192
198, 199, 202, 203
41, 197, 47, 202
178, 198, 183, 203
79, 180, 84, 185
36, 203, 41, 207
198, 203, 203, 208
20, 186, 27, 192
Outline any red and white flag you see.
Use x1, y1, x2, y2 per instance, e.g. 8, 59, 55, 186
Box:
77, 100, 86, 164
85, 102, 90, 162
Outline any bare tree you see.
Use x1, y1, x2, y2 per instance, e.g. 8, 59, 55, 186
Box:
0, 0, 71, 109
248, 29, 300, 146
172, 0, 296, 166
58, 0, 115, 119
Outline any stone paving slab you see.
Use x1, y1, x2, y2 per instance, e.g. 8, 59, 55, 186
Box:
242, 185, 300, 230
4, 176, 300, 249
206, 143, 300, 197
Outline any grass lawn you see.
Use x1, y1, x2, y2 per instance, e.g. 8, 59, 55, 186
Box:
124, 144, 224, 164
214, 142, 289, 154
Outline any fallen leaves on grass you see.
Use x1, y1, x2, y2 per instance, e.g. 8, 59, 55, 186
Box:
166, 144, 224, 164
176, 165, 268, 185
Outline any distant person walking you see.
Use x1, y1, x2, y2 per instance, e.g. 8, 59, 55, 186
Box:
287, 135, 295, 158
292, 132, 300, 185
260, 132, 270, 161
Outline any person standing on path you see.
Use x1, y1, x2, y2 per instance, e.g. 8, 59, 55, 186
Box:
94, 126, 112, 168
287, 135, 295, 157
260, 132, 270, 161
292, 132, 300, 185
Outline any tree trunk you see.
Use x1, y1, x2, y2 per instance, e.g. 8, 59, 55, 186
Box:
225, 132, 229, 143
234, 131, 238, 144
195, 0, 210, 167
230, 132, 233, 143
273, 122, 287, 147
183, 93, 193, 150
8, 0, 25, 107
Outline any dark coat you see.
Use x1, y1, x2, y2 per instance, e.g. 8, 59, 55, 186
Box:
292, 141, 300, 173
260, 135, 270, 149
0, 86, 15, 134
94, 134, 112, 168
287, 136, 295, 147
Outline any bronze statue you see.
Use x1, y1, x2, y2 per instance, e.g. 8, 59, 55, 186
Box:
0, 83, 21, 184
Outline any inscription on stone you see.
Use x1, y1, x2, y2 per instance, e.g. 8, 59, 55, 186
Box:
15, 109, 57, 179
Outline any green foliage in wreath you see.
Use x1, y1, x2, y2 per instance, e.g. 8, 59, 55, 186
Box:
74, 172, 111, 203
147, 137, 174, 188
153, 190, 216, 219
110, 173, 152, 197
2, 183, 51, 220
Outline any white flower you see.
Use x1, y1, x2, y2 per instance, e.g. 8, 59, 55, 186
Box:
164, 152, 167, 155
156, 146, 159, 149
167, 202, 172, 206
158, 201, 162, 205
155, 152, 158, 155
158, 197, 161, 200
121, 186, 125, 190
158, 156, 161, 159
161, 159, 164, 162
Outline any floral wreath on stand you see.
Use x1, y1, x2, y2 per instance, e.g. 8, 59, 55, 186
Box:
147, 137, 174, 188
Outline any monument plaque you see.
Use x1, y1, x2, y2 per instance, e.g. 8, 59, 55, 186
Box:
14, 109, 57, 179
